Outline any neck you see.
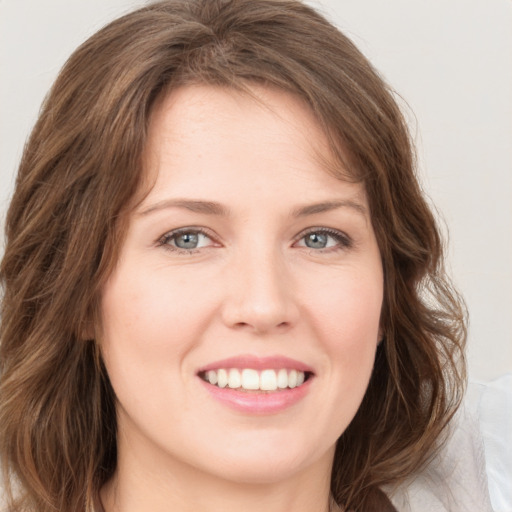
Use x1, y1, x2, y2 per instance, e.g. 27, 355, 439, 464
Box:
101, 442, 338, 512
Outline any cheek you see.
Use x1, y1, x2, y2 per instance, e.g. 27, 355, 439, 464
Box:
100, 270, 175, 385
307, 270, 383, 345
101, 264, 207, 344
99, 264, 223, 395
305, 269, 383, 396
99, 268, 202, 420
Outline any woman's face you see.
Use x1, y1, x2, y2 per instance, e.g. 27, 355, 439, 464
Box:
101, 85, 383, 485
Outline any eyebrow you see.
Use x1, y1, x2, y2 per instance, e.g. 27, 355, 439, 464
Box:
139, 199, 230, 217
139, 198, 367, 218
292, 199, 367, 217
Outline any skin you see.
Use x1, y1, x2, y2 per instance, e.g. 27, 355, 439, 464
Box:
100, 84, 383, 512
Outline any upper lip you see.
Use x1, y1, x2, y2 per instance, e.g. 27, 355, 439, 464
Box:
197, 355, 314, 374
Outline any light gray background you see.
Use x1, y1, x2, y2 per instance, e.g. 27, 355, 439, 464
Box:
1, 0, 511, 381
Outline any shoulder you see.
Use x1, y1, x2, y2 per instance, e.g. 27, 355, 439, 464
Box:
385, 398, 494, 512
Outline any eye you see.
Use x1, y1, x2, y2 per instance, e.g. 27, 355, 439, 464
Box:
158, 228, 215, 252
295, 228, 352, 251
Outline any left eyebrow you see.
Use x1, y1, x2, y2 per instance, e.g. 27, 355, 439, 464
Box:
292, 199, 367, 217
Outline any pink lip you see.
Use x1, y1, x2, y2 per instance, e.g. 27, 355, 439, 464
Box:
198, 377, 313, 414
197, 354, 314, 415
197, 354, 314, 373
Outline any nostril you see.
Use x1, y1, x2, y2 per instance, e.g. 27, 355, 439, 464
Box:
232, 322, 252, 331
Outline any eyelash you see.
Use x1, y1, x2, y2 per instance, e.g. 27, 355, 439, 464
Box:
156, 227, 353, 254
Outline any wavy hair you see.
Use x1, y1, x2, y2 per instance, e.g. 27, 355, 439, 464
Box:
0, 1, 466, 511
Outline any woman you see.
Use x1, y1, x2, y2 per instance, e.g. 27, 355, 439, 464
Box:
0, 1, 469, 511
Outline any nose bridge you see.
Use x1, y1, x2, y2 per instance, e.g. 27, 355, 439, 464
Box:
222, 239, 298, 333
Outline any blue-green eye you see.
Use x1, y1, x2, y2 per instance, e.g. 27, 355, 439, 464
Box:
297, 229, 351, 251
159, 229, 213, 251
304, 232, 329, 249
174, 232, 200, 249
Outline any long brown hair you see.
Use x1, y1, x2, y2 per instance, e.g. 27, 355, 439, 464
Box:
0, 1, 466, 511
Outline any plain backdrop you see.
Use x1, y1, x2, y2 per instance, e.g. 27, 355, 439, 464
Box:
1, 0, 511, 382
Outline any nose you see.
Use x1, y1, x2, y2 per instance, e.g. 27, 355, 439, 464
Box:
221, 246, 300, 335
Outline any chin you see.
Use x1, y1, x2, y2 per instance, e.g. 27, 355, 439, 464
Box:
191, 435, 333, 485
203, 457, 312, 485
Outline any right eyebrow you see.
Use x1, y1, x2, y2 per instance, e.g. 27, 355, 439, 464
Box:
137, 199, 230, 217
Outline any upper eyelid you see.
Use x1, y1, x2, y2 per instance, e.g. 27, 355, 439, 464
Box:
160, 226, 215, 239
294, 226, 351, 242
296, 226, 347, 236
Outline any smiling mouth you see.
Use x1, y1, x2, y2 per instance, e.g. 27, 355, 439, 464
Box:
198, 368, 313, 392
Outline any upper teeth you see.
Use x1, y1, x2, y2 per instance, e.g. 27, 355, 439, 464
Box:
203, 368, 306, 391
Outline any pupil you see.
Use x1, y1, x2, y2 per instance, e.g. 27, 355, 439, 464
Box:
306, 232, 327, 249
176, 232, 198, 249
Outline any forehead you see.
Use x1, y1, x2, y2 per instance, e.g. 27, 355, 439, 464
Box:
139, 84, 367, 211
146, 84, 328, 159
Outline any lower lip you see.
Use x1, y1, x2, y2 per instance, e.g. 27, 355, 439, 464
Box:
199, 377, 313, 414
